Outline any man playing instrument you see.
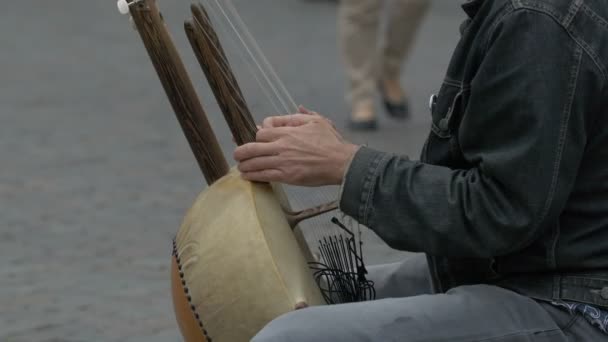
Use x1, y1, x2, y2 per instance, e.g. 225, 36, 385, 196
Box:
235, 0, 608, 341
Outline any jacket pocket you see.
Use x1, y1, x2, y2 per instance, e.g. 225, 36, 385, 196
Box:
431, 80, 464, 137
423, 80, 467, 166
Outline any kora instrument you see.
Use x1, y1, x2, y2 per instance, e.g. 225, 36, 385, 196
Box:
119, 1, 373, 341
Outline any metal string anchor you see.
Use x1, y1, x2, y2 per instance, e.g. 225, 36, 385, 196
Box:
117, 0, 131, 15
117, 0, 141, 30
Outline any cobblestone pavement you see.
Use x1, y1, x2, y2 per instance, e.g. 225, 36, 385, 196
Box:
1, 1, 463, 341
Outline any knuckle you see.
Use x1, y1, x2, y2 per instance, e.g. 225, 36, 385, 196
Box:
274, 145, 286, 155
241, 161, 253, 172
263, 169, 275, 181
255, 129, 265, 141
233, 148, 243, 161
262, 117, 274, 128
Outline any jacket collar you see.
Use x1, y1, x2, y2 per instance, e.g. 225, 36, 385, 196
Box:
462, 0, 485, 18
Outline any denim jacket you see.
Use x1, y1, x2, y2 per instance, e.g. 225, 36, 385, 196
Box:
340, 0, 608, 308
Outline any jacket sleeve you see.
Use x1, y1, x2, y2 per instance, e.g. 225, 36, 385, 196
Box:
339, 10, 591, 258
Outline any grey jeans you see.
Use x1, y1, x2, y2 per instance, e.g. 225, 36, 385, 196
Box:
252, 254, 606, 341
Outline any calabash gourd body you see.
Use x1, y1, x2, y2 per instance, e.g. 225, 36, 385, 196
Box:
171, 170, 325, 341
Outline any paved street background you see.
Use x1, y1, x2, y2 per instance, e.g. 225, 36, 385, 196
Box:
1, 1, 463, 341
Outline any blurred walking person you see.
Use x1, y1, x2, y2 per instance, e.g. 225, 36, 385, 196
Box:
339, 0, 430, 129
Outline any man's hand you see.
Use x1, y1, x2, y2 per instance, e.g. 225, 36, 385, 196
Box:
234, 107, 359, 186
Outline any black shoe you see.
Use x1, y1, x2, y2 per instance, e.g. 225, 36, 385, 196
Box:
383, 98, 410, 119
379, 83, 410, 119
348, 118, 378, 131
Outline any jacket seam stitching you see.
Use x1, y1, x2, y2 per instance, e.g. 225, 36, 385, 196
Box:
518, 1, 564, 20
482, 9, 601, 261
482, 2, 514, 53
578, 4, 608, 81
562, 0, 583, 28
501, 5, 607, 82
548, 222, 560, 270
553, 274, 561, 300
443, 77, 470, 89
431, 122, 452, 138
364, 153, 392, 226
534, 45, 583, 254
562, 275, 608, 282
360, 153, 390, 226
563, 284, 606, 290
511, 0, 523, 9
581, 3, 608, 29
566, 24, 608, 82
359, 153, 381, 225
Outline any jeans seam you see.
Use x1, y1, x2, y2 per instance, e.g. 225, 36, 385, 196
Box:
561, 314, 581, 334
470, 328, 563, 342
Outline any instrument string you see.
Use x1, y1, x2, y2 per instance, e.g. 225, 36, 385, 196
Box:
195, 1, 285, 116
194, 0, 330, 222
206, 0, 295, 114
202, 0, 337, 225
208, 0, 348, 216
197, 1, 373, 302
222, 0, 299, 112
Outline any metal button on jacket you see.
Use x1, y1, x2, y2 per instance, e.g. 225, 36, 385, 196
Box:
429, 94, 437, 113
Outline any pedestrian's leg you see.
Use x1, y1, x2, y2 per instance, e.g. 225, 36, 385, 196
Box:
379, 0, 430, 118
382, 0, 430, 80
338, 0, 382, 127
252, 284, 572, 342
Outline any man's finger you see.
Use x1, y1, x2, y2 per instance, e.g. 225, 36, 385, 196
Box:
256, 127, 294, 142
237, 155, 282, 173
262, 114, 317, 128
262, 116, 282, 128
233, 142, 279, 162
240, 169, 285, 183
298, 105, 320, 116
298, 105, 312, 115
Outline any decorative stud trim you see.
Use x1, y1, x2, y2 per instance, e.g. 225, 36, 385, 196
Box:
173, 238, 212, 341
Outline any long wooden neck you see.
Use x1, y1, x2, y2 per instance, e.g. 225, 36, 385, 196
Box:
185, 4, 258, 146
185, 3, 340, 226
129, 0, 229, 185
